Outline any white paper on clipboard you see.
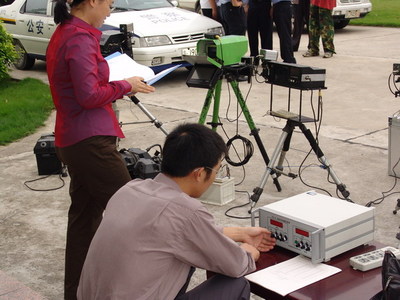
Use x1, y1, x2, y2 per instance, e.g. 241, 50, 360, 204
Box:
106, 52, 181, 85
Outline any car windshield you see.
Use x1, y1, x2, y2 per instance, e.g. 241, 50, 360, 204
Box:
113, 0, 173, 11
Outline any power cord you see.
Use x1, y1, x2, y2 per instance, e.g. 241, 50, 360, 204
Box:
213, 73, 255, 179
225, 134, 254, 167
388, 71, 400, 97
295, 90, 336, 196
224, 190, 256, 219
24, 166, 67, 192
219, 121, 248, 186
365, 156, 400, 207
223, 70, 253, 123
297, 149, 333, 197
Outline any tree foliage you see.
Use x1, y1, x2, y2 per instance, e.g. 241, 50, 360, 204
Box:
0, 21, 17, 80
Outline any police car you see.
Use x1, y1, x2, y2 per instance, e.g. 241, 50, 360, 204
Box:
0, 0, 223, 70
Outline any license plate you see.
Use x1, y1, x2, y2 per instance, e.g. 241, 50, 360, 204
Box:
182, 47, 197, 56
345, 10, 360, 19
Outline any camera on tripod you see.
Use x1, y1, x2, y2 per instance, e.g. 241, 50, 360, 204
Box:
196, 35, 248, 68
100, 23, 134, 58
185, 35, 252, 89
119, 147, 161, 180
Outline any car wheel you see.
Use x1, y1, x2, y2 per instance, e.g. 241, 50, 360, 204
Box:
13, 40, 35, 70
334, 20, 350, 30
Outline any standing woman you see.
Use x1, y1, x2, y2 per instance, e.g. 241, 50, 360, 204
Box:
46, 0, 155, 299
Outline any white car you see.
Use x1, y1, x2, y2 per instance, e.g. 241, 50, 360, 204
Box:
0, 0, 224, 70
177, 0, 372, 29
332, 0, 372, 29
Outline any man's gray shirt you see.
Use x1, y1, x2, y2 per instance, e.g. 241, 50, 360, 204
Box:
77, 173, 255, 300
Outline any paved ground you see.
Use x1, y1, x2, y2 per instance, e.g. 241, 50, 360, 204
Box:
1, 26, 400, 299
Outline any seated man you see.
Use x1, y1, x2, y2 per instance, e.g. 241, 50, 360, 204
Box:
77, 123, 276, 300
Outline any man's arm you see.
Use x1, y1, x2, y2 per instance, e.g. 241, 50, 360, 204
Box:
231, 0, 243, 7
176, 210, 258, 277
209, 0, 218, 19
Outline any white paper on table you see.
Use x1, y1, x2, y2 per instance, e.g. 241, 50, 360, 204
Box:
106, 52, 181, 85
245, 255, 341, 296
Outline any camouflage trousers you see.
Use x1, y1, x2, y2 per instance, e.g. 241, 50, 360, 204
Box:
308, 5, 335, 53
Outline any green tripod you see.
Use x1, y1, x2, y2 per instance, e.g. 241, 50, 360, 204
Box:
198, 65, 282, 192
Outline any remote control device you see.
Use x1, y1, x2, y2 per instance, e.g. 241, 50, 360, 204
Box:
349, 246, 400, 271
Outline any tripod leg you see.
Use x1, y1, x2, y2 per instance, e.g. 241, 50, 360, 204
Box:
130, 96, 169, 136
198, 88, 213, 125
250, 129, 290, 208
298, 123, 351, 200
251, 129, 281, 192
393, 199, 400, 214
229, 80, 282, 193
276, 129, 293, 173
199, 80, 223, 131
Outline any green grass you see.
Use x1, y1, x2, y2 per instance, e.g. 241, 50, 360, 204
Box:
350, 0, 400, 27
0, 78, 54, 146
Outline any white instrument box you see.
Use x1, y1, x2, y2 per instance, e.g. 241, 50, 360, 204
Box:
255, 191, 375, 263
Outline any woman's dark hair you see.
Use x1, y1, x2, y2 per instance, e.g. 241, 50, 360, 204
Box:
53, 0, 86, 24
161, 123, 227, 178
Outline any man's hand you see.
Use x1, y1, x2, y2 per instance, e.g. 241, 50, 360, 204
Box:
223, 227, 276, 252
241, 243, 260, 261
241, 227, 276, 252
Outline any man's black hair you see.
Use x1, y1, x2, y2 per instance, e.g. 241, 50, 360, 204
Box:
161, 123, 227, 178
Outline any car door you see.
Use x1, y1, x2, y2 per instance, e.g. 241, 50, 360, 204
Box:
14, 0, 54, 56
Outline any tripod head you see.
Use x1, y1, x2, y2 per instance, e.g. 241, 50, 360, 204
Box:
100, 23, 134, 58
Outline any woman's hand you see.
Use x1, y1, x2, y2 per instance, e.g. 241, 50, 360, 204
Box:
125, 76, 155, 94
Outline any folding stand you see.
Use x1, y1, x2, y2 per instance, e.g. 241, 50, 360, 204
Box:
118, 95, 169, 136
250, 83, 351, 210
196, 64, 282, 192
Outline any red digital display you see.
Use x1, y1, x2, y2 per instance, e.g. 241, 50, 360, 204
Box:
295, 228, 309, 237
270, 219, 283, 228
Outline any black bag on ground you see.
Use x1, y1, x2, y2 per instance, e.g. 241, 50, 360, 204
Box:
370, 250, 400, 300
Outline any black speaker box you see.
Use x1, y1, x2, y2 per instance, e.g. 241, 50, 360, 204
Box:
33, 134, 62, 175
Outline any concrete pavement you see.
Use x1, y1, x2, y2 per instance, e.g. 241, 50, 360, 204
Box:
1, 25, 400, 299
